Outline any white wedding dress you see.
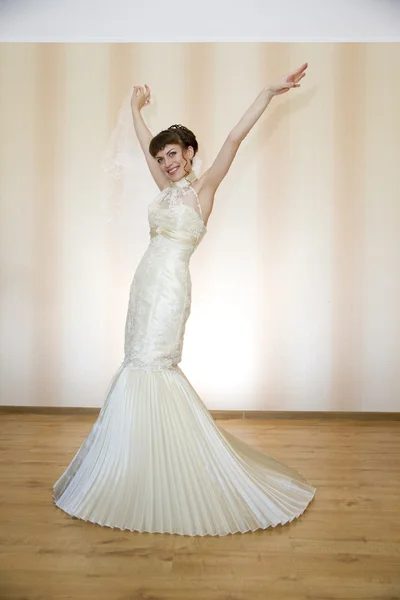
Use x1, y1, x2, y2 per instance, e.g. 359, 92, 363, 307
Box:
53, 173, 316, 536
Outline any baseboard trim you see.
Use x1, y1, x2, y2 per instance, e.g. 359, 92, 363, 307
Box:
0, 406, 399, 421
211, 410, 400, 421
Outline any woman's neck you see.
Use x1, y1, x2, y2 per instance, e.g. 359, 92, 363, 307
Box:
170, 169, 197, 188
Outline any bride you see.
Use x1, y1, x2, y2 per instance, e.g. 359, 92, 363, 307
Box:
53, 62, 316, 536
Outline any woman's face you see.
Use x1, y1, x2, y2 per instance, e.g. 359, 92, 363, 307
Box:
155, 144, 194, 182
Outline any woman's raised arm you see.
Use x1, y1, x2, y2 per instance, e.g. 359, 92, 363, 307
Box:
131, 85, 170, 191
202, 63, 308, 194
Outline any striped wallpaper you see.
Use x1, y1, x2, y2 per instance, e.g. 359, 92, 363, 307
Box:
0, 42, 399, 410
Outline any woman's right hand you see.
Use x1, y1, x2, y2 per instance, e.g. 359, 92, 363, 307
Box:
131, 84, 151, 112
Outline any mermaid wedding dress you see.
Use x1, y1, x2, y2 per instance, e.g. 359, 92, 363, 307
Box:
53, 172, 316, 536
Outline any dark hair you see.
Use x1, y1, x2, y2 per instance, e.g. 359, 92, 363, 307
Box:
149, 124, 198, 162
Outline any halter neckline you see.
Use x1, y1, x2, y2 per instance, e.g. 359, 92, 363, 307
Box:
170, 169, 197, 189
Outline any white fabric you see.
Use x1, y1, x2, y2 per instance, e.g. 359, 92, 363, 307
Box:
53, 176, 316, 536
103, 92, 151, 223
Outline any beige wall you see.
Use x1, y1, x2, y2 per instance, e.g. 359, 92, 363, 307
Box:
0, 42, 399, 411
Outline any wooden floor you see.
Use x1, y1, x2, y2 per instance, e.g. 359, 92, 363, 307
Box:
0, 414, 399, 600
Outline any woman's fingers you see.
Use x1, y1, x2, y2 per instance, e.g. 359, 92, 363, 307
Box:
287, 63, 308, 83
285, 81, 300, 89
296, 62, 308, 75
133, 85, 145, 96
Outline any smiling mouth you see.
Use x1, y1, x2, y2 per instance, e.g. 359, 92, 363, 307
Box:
167, 166, 179, 175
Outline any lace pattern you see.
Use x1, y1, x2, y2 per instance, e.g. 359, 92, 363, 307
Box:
148, 185, 206, 242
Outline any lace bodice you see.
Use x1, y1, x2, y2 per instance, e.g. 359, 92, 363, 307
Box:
148, 173, 206, 247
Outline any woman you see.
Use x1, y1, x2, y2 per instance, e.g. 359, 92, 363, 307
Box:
53, 62, 316, 536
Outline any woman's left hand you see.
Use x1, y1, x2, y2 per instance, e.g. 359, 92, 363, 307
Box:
268, 62, 308, 96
